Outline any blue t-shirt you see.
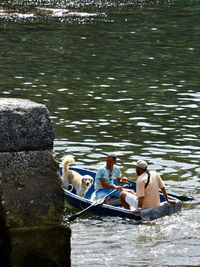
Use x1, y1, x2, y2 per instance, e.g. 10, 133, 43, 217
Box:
95, 165, 121, 189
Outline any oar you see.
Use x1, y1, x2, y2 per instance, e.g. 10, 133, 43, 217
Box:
126, 180, 194, 202
68, 188, 118, 222
165, 192, 194, 202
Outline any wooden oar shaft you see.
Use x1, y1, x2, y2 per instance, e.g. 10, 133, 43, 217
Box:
68, 188, 118, 222
68, 204, 94, 222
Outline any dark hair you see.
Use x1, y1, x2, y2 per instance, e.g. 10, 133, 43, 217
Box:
107, 153, 117, 161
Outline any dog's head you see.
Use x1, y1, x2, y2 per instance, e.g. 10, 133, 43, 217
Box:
82, 175, 94, 187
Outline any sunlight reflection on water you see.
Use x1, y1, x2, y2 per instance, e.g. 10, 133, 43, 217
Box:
1, 1, 200, 266
70, 207, 200, 266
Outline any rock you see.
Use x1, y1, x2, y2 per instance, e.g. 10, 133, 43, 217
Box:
0, 98, 54, 152
0, 98, 71, 267
10, 225, 71, 267
0, 150, 63, 227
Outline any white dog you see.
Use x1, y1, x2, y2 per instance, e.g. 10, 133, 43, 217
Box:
62, 155, 94, 197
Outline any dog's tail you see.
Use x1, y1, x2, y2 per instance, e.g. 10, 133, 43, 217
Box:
62, 155, 75, 173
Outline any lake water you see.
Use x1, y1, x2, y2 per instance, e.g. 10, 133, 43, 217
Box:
0, 0, 200, 266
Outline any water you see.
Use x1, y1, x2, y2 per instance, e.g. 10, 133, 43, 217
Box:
71, 210, 200, 266
0, 1, 200, 266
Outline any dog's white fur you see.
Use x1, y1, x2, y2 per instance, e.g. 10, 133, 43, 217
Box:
62, 155, 94, 197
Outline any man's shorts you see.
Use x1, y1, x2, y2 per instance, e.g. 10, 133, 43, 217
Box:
93, 188, 121, 200
125, 192, 138, 211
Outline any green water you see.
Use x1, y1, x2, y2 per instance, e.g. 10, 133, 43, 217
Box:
0, 1, 200, 266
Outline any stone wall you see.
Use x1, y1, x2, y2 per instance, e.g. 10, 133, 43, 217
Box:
0, 98, 71, 267
0, 98, 54, 152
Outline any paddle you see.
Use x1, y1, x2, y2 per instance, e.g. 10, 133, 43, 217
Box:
164, 192, 194, 202
68, 188, 119, 222
126, 180, 194, 202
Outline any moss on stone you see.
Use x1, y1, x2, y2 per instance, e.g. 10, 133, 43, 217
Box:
9, 225, 71, 267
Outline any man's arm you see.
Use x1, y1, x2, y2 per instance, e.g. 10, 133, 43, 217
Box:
160, 187, 169, 202
137, 196, 145, 208
100, 178, 122, 190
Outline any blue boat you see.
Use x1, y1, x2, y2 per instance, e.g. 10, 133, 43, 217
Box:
61, 167, 182, 221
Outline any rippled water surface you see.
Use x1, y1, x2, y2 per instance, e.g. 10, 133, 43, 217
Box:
0, 0, 200, 266
71, 208, 200, 266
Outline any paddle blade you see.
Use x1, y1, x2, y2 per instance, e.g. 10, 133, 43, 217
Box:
176, 195, 194, 201
168, 193, 194, 202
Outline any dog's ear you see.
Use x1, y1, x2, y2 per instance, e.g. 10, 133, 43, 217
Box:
81, 176, 86, 182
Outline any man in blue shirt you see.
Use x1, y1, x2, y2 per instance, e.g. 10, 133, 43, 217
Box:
94, 154, 128, 203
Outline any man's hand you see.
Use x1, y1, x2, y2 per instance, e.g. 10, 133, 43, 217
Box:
167, 199, 176, 207
113, 185, 123, 191
119, 177, 129, 184
133, 208, 141, 216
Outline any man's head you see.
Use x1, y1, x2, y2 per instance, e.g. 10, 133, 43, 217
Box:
106, 153, 117, 168
135, 160, 148, 175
